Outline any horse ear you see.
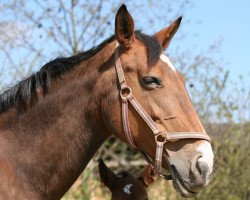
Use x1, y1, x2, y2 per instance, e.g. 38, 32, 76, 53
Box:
98, 159, 118, 190
115, 4, 135, 49
155, 17, 182, 50
138, 165, 157, 187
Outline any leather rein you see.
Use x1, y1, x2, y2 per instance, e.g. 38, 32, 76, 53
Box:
114, 43, 211, 180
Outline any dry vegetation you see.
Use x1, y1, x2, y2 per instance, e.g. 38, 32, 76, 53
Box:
61, 122, 250, 200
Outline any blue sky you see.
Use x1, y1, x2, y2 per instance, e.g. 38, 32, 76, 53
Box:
183, 0, 250, 82
1, 0, 249, 86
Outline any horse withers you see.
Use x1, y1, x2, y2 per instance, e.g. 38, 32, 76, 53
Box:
0, 4, 213, 199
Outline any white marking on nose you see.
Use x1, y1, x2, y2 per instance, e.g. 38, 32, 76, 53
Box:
123, 183, 133, 195
196, 141, 214, 183
160, 53, 176, 72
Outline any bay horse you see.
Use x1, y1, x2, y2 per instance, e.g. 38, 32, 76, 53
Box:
0, 4, 213, 200
98, 159, 157, 200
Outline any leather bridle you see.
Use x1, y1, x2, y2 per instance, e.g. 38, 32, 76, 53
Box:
114, 43, 211, 180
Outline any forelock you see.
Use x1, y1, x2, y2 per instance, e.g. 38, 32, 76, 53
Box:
135, 30, 162, 67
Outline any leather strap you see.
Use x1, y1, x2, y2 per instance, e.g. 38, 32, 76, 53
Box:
121, 96, 137, 149
155, 141, 164, 172
115, 43, 127, 90
127, 94, 161, 135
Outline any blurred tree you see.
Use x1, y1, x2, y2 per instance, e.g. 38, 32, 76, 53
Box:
0, 0, 190, 88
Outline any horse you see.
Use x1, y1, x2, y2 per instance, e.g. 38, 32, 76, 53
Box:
0, 4, 213, 200
98, 159, 157, 200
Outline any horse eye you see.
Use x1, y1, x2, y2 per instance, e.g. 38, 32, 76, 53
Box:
142, 76, 161, 86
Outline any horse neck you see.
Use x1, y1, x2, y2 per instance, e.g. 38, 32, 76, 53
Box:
0, 42, 116, 199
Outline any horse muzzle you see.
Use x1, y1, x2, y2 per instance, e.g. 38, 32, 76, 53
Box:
164, 140, 214, 197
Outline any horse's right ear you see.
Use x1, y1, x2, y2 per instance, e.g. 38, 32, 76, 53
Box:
98, 159, 118, 190
115, 4, 135, 49
155, 17, 182, 50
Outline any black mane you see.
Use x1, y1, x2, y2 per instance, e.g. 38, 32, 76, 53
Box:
0, 31, 161, 114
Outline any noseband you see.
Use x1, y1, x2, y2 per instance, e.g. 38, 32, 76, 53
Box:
114, 43, 211, 180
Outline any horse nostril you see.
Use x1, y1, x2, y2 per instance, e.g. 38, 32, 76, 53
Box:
188, 157, 211, 192
196, 159, 209, 177
190, 155, 211, 187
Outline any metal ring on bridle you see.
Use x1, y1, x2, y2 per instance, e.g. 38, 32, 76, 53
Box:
155, 132, 167, 143
120, 86, 132, 100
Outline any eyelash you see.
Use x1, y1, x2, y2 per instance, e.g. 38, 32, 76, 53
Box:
142, 76, 162, 86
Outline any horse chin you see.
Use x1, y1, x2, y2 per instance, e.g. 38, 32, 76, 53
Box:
162, 154, 197, 198
169, 165, 196, 198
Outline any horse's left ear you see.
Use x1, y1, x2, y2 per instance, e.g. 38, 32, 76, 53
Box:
155, 16, 182, 50
98, 159, 118, 190
115, 4, 135, 49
